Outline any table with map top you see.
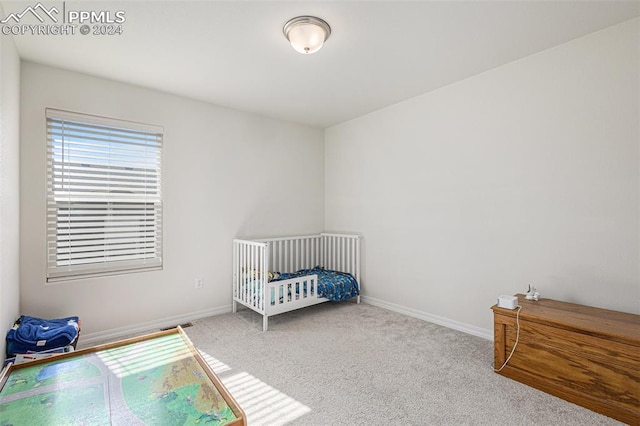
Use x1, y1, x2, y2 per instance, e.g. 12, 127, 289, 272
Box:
0, 327, 246, 425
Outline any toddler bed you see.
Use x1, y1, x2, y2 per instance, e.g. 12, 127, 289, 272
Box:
232, 233, 361, 331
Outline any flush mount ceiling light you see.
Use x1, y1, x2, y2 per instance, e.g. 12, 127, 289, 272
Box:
283, 16, 331, 54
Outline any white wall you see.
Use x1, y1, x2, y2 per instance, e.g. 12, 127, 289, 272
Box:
325, 18, 640, 336
0, 4, 21, 359
20, 62, 324, 338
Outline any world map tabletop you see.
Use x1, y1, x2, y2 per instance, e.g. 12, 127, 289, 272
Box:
0, 328, 246, 425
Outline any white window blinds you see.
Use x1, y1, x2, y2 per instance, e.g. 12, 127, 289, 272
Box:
46, 109, 163, 281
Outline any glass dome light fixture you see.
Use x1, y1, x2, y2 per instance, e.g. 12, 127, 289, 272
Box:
283, 16, 331, 54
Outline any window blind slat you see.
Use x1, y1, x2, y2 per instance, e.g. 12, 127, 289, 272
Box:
51, 164, 161, 177
48, 126, 163, 144
46, 108, 163, 281
49, 141, 162, 157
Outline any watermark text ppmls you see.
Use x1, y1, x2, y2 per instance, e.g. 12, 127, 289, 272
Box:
1, 2, 126, 36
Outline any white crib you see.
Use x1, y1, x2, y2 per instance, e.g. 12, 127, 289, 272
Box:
232, 233, 361, 331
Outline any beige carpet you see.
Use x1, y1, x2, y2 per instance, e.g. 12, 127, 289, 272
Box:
182, 302, 622, 426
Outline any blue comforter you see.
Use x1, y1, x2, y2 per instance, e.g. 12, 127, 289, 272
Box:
273, 266, 359, 301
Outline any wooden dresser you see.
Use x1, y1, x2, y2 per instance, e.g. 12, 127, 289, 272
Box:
492, 294, 640, 425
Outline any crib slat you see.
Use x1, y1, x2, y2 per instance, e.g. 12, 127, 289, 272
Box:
260, 246, 267, 310
332, 235, 337, 270
243, 244, 248, 303
251, 244, 256, 307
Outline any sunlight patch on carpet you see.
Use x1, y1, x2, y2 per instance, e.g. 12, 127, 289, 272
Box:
198, 349, 232, 374
198, 351, 311, 425
222, 372, 311, 425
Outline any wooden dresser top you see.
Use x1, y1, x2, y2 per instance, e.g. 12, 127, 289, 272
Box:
492, 294, 640, 346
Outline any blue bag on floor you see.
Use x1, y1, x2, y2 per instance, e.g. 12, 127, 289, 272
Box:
5, 315, 80, 357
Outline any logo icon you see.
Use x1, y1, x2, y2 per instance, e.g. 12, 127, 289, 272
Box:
0, 2, 59, 24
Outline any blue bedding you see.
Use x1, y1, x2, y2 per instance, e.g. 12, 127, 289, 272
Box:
5, 315, 80, 357
273, 266, 359, 301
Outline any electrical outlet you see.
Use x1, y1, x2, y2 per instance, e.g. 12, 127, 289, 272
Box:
195, 277, 203, 289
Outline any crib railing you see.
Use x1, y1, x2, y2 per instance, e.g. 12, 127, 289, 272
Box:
256, 233, 360, 282
258, 234, 322, 273
321, 233, 361, 285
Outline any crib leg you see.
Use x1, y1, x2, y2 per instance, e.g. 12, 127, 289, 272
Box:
263, 315, 268, 332
232, 300, 237, 313
357, 295, 361, 304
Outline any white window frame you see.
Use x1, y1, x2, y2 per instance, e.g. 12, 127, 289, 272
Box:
46, 108, 163, 282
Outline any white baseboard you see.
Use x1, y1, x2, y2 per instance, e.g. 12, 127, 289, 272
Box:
361, 296, 493, 341
79, 299, 492, 346
78, 305, 232, 347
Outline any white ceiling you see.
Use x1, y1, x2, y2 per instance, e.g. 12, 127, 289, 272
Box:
3, 1, 639, 128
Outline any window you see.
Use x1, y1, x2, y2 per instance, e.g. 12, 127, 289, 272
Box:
46, 109, 163, 281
